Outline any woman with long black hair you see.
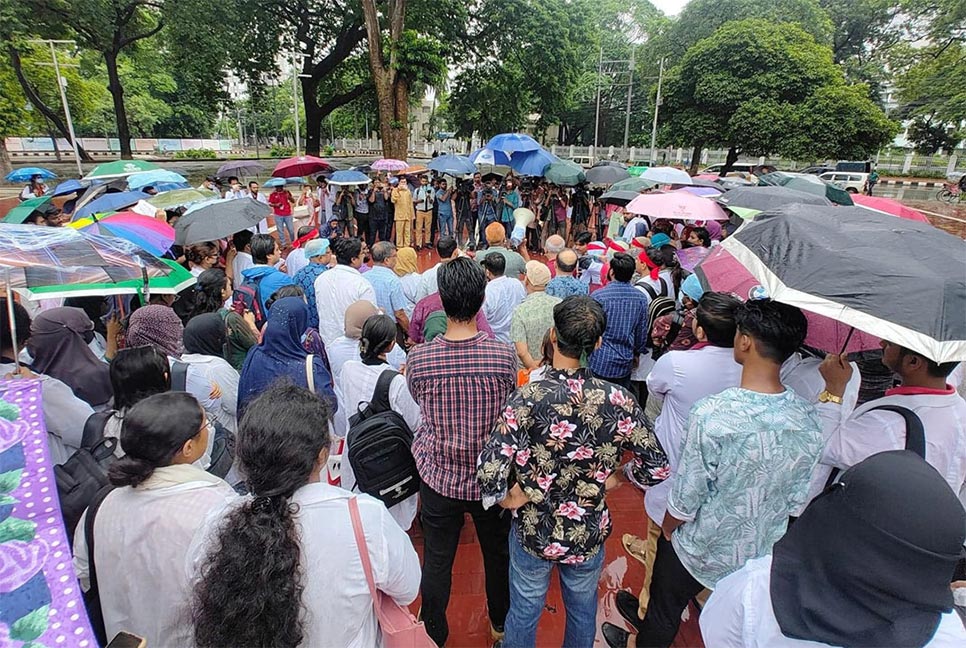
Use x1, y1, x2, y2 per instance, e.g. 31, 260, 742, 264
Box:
189, 268, 259, 371
72, 392, 234, 648
190, 383, 420, 647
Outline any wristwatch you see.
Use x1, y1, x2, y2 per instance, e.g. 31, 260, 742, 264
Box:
818, 390, 843, 405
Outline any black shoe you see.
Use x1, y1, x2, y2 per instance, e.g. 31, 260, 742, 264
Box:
616, 589, 645, 632
602, 622, 631, 648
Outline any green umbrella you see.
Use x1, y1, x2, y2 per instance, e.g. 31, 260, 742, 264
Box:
15, 258, 195, 301
543, 160, 586, 186
627, 165, 649, 177
147, 188, 219, 210
611, 177, 657, 192
2, 196, 54, 224
83, 159, 161, 180
725, 205, 761, 220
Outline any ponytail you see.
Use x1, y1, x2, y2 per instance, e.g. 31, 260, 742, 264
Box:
359, 314, 396, 364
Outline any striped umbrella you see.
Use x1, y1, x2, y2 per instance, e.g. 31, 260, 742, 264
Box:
68, 212, 175, 256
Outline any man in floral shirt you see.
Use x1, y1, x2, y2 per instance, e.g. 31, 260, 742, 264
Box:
478, 295, 668, 648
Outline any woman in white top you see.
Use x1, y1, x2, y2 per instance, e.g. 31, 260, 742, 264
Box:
72, 392, 234, 648
701, 450, 966, 648
328, 300, 406, 384
189, 383, 420, 648
181, 313, 239, 434
336, 314, 421, 529
394, 246, 421, 318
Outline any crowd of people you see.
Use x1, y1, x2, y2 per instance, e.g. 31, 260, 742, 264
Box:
4, 162, 966, 648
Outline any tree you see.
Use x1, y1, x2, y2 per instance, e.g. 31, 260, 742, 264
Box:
449, 62, 531, 139
907, 117, 962, 154
660, 19, 896, 173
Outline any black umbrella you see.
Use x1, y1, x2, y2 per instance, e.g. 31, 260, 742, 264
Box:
174, 198, 271, 245
599, 189, 642, 205
722, 204, 966, 363
717, 186, 832, 212
585, 164, 631, 185
481, 172, 504, 183
217, 160, 265, 177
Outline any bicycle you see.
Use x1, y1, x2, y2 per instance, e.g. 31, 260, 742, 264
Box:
937, 183, 963, 203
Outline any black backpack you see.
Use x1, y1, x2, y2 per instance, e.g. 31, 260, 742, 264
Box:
232, 274, 267, 330
54, 411, 120, 541
636, 278, 677, 357
346, 370, 420, 508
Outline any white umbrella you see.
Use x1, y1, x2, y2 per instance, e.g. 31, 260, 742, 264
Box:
642, 166, 693, 185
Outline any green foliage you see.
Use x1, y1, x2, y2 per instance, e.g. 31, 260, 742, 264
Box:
907, 118, 963, 154
174, 148, 217, 159
393, 31, 447, 88
269, 144, 295, 157
449, 62, 530, 139
323, 145, 334, 156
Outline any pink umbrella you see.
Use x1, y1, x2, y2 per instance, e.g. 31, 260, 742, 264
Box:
626, 191, 729, 221
271, 155, 334, 178
850, 194, 931, 223
372, 158, 409, 172
695, 245, 881, 354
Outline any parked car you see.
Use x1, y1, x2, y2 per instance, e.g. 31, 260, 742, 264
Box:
699, 162, 759, 175
797, 165, 835, 175
819, 171, 869, 194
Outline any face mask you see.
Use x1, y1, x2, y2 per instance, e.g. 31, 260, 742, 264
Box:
192, 420, 216, 471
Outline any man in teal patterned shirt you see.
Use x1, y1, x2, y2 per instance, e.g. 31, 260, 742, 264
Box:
603, 299, 824, 648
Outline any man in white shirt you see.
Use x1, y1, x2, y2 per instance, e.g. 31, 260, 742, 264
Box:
228, 230, 255, 289
480, 253, 525, 344
814, 339, 966, 516
412, 175, 436, 249
415, 236, 460, 302
316, 177, 335, 223
621, 211, 649, 244
314, 237, 377, 346
223, 176, 246, 199
197, 175, 219, 194
245, 180, 270, 233
284, 226, 316, 277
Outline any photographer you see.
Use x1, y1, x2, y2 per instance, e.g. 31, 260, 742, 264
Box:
456, 177, 478, 249
571, 184, 591, 240
368, 179, 392, 244
500, 177, 521, 240
478, 189, 500, 247
547, 185, 568, 242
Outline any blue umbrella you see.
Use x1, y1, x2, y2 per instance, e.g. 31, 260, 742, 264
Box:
428, 154, 476, 176
509, 148, 558, 176
51, 179, 90, 197
127, 170, 188, 191
263, 177, 304, 188
73, 191, 149, 220
469, 148, 512, 166
5, 167, 57, 183
327, 170, 372, 186
486, 133, 541, 154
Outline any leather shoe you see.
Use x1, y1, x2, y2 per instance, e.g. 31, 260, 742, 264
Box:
602, 622, 631, 648
616, 589, 646, 632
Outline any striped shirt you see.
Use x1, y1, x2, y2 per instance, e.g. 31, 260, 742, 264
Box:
589, 280, 650, 379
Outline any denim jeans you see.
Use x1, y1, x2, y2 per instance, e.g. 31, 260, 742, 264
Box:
275, 215, 295, 247
438, 213, 454, 238
504, 527, 605, 648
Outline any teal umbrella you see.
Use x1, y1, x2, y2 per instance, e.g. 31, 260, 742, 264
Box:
544, 160, 586, 186
2, 197, 54, 224
758, 172, 854, 206
611, 177, 657, 192
83, 159, 161, 180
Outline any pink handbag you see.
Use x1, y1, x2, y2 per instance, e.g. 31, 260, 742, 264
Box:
348, 498, 437, 648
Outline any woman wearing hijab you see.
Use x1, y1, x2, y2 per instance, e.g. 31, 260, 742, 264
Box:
393, 246, 421, 318
189, 269, 259, 371
700, 450, 966, 648
182, 314, 239, 434
237, 296, 335, 415
28, 307, 113, 409
326, 300, 406, 384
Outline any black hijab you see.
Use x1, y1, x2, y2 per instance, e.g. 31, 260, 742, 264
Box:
771, 450, 965, 648
183, 313, 228, 359
28, 307, 113, 407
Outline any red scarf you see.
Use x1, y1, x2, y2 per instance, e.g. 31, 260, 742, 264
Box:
639, 251, 660, 280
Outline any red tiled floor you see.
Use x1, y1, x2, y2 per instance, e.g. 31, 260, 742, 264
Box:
407, 484, 705, 648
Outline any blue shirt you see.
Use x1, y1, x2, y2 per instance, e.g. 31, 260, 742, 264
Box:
436, 189, 453, 218
293, 262, 328, 329
668, 388, 823, 587
501, 189, 519, 223
588, 281, 649, 379
545, 275, 589, 299
365, 265, 408, 322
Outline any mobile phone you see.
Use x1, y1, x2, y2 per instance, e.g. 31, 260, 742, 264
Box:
106, 632, 146, 648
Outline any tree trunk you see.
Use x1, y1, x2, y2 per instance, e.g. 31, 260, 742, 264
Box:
104, 51, 133, 159
0, 138, 11, 177
361, 0, 409, 160
688, 143, 703, 175
303, 77, 322, 156
722, 146, 739, 175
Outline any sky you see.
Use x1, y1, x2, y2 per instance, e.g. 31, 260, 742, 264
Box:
652, 0, 689, 16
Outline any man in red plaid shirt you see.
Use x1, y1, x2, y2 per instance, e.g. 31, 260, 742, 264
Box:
406, 256, 517, 646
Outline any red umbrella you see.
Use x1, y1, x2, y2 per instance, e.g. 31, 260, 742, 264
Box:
850, 194, 930, 223
271, 155, 334, 178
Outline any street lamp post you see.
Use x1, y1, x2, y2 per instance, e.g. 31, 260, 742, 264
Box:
649, 57, 665, 166
29, 39, 83, 176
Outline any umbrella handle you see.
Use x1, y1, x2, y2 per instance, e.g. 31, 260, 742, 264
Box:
839, 327, 855, 355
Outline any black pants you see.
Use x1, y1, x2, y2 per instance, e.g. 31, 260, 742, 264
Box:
369, 217, 390, 246
636, 536, 704, 648
430, 206, 439, 244
526, 224, 541, 253
419, 482, 511, 646
459, 209, 479, 248
601, 374, 633, 391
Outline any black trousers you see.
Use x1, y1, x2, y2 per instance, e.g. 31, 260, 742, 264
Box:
459, 209, 479, 248
419, 482, 511, 647
636, 535, 704, 648
368, 217, 390, 246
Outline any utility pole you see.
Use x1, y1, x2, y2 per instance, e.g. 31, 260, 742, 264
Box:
649, 57, 665, 166
623, 48, 635, 152
593, 45, 603, 148
291, 52, 311, 156
29, 39, 83, 176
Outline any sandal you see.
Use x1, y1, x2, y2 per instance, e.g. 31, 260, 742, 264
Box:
622, 533, 648, 566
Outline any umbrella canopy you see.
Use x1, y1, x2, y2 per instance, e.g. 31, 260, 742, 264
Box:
428, 154, 476, 176
716, 185, 833, 212
84, 159, 160, 180
544, 160, 586, 186
677, 186, 723, 197
2, 197, 55, 224
175, 198, 271, 245
263, 177, 305, 188
480, 172, 504, 183
50, 179, 89, 197
485, 133, 541, 154
695, 245, 882, 355
627, 165, 649, 177
73, 191, 149, 220
642, 166, 692, 185
758, 172, 853, 206
469, 148, 512, 166
5, 167, 56, 183
676, 246, 711, 272
147, 188, 219, 210
272, 155, 333, 178
68, 212, 175, 256
585, 164, 631, 185
611, 177, 657, 192
16, 258, 194, 301
599, 189, 642, 205
715, 176, 757, 189
127, 170, 188, 191
403, 164, 429, 175
350, 164, 372, 174
217, 160, 265, 176
626, 191, 729, 221
327, 170, 372, 186
372, 158, 409, 172
509, 148, 557, 177
718, 204, 966, 362
850, 194, 931, 223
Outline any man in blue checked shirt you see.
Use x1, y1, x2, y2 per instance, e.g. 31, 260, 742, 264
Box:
588, 252, 649, 390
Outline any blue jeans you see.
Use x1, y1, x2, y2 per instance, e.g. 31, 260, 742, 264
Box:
504, 527, 605, 648
438, 213, 454, 238
275, 215, 295, 247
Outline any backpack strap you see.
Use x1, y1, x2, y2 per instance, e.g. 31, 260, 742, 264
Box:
170, 360, 189, 392
81, 410, 114, 449
635, 280, 658, 300
305, 354, 315, 393
370, 369, 400, 414
84, 484, 116, 644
